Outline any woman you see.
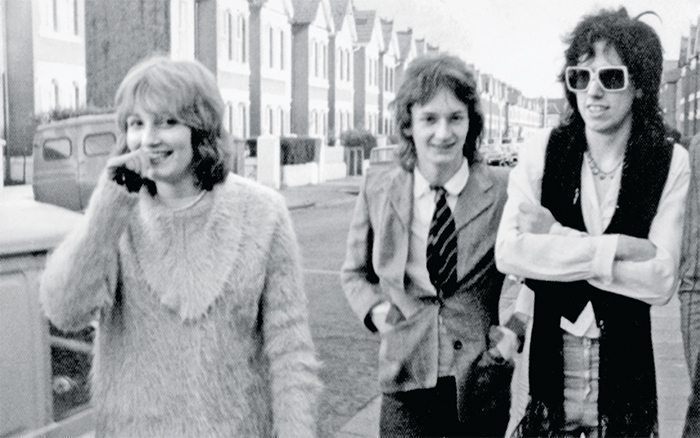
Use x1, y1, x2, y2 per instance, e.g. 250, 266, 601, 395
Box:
40, 56, 321, 437
495, 8, 690, 437
341, 53, 516, 437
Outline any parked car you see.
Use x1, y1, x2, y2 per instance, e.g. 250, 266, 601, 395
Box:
479, 142, 508, 166
480, 140, 520, 167
32, 114, 246, 212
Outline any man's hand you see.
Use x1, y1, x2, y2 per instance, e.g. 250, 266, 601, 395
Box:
370, 301, 392, 334
517, 203, 556, 234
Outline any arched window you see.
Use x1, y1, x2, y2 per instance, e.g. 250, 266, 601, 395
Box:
238, 15, 247, 63
238, 103, 247, 138
313, 41, 319, 77
226, 103, 234, 133
73, 0, 79, 35
267, 107, 274, 134
279, 108, 285, 135
52, 79, 60, 109
52, 0, 58, 32
73, 82, 80, 109
311, 110, 318, 135
322, 44, 327, 79
269, 26, 275, 68
226, 11, 233, 60
280, 30, 285, 70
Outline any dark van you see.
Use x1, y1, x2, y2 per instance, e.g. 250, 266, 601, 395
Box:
32, 113, 118, 211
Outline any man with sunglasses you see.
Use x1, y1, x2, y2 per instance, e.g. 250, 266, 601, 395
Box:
495, 7, 690, 437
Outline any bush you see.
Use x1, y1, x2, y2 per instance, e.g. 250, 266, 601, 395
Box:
281, 137, 319, 165
246, 138, 257, 157
340, 128, 377, 159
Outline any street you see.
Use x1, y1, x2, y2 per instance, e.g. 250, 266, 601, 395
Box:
291, 199, 381, 437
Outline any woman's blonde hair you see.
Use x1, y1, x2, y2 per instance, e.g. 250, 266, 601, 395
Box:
114, 55, 230, 190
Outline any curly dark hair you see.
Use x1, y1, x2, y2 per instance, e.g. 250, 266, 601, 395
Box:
391, 53, 484, 171
560, 7, 664, 136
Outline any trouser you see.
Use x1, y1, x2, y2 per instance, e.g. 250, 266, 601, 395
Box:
561, 331, 600, 438
680, 291, 700, 380
684, 349, 700, 437
379, 377, 462, 438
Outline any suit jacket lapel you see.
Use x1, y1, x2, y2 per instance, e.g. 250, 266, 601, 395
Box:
387, 168, 413, 229
453, 163, 495, 232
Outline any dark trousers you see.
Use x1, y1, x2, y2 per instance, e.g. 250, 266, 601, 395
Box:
684, 350, 700, 437
379, 377, 464, 438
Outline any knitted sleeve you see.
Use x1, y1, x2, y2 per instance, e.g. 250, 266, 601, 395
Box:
262, 198, 323, 438
40, 172, 139, 331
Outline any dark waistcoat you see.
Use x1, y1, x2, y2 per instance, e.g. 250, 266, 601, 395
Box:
525, 124, 673, 436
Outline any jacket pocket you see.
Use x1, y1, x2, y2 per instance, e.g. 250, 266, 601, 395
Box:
378, 305, 438, 393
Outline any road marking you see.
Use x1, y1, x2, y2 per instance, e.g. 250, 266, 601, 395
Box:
304, 268, 340, 276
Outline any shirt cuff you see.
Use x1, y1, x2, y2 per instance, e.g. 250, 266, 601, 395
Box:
549, 222, 567, 235
591, 234, 617, 284
495, 326, 520, 360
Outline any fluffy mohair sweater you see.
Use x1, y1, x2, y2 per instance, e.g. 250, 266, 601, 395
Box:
40, 172, 322, 437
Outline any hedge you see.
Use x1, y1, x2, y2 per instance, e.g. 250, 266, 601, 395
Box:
280, 137, 319, 165
245, 137, 319, 165
340, 128, 376, 159
246, 138, 257, 157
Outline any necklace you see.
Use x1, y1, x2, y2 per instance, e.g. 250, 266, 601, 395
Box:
585, 150, 623, 180
158, 190, 207, 211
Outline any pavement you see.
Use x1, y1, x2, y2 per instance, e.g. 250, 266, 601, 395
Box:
281, 175, 363, 210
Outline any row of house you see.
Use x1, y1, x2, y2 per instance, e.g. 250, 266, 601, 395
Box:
0, 0, 548, 173
662, 17, 700, 140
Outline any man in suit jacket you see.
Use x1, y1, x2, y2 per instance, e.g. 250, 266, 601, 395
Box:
341, 53, 522, 438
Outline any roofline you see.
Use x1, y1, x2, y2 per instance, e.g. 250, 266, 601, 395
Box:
321, 0, 336, 34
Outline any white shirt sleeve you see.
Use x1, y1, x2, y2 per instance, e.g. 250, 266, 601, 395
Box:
590, 144, 690, 304
495, 133, 690, 306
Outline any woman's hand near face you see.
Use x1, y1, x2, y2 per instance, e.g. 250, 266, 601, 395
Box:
106, 149, 150, 192
517, 203, 556, 234
106, 149, 149, 177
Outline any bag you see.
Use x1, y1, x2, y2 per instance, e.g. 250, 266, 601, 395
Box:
458, 351, 514, 437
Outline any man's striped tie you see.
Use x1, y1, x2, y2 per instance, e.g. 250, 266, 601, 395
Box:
427, 186, 458, 296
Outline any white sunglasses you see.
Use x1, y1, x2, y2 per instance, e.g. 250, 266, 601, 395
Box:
565, 66, 629, 92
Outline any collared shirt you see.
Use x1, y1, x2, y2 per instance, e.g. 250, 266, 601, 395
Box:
406, 159, 471, 295
498, 129, 690, 337
408, 159, 470, 376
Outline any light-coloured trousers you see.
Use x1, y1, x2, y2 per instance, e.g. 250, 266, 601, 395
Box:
680, 291, 700, 380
